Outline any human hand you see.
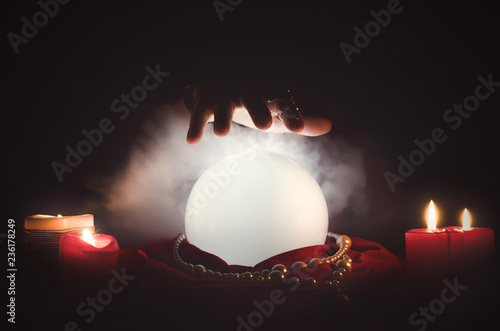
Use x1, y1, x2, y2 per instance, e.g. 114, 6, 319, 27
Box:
184, 81, 332, 144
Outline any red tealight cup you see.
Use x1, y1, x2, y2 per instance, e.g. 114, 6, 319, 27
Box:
59, 230, 119, 281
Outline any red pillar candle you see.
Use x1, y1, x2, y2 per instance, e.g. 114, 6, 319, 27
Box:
59, 230, 119, 281
405, 201, 449, 279
445, 209, 494, 273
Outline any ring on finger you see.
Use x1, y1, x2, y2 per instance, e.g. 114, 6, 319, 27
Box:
270, 110, 284, 121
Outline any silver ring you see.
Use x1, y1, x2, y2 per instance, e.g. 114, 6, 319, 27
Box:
265, 90, 300, 120
270, 110, 283, 121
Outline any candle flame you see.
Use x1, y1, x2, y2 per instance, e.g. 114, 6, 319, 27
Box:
426, 200, 437, 231
82, 229, 96, 246
462, 208, 471, 230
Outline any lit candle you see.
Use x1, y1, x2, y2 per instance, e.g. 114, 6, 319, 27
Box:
59, 229, 119, 281
460, 209, 494, 260
24, 214, 94, 261
445, 208, 494, 272
405, 201, 449, 279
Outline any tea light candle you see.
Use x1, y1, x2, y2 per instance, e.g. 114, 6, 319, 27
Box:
25, 214, 94, 230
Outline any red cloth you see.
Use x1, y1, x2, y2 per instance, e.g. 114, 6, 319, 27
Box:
118, 236, 403, 295
113, 237, 405, 330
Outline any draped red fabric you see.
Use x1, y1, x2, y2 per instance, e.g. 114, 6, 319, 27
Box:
113, 237, 405, 329
118, 236, 404, 292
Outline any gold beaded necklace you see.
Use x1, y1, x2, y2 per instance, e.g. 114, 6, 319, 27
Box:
173, 232, 352, 291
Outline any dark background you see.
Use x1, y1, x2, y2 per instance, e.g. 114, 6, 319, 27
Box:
2, 0, 500, 330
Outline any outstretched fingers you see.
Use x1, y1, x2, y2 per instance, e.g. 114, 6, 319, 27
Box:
240, 93, 273, 130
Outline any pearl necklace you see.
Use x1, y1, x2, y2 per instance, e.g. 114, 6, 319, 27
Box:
173, 232, 352, 290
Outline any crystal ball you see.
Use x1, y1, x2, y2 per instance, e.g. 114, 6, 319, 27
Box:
185, 149, 328, 266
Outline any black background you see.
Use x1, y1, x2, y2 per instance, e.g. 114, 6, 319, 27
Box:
2, 0, 500, 330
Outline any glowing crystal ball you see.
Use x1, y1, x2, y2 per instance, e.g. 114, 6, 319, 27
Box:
185, 149, 328, 266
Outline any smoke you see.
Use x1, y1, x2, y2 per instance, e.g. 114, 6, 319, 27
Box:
99, 103, 366, 244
